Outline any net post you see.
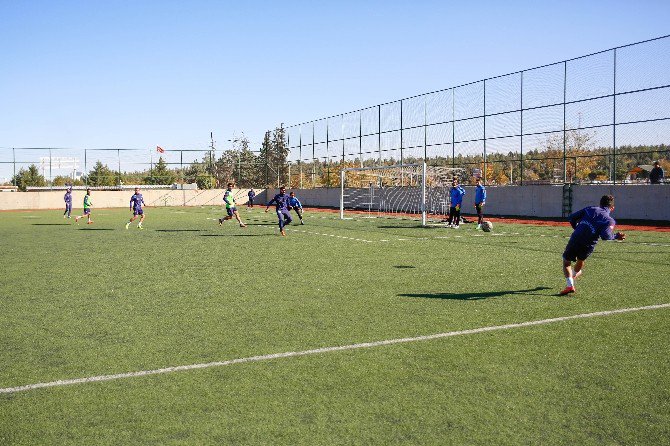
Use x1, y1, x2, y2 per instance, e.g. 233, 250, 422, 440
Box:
340, 169, 345, 220
421, 161, 427, 226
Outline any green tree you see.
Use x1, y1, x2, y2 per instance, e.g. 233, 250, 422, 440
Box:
12, 164, 46, 191
145, 157, 176, 185
51, 175, 84, 187
85, 161, 117, 186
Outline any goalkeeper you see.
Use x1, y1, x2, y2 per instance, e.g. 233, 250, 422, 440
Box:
288, 191, 305, 225
560, 194, 625, 296
446, 178, 465, 228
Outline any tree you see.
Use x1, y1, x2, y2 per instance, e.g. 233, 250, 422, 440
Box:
85, 161, 117, 186
12, 164, 46, 191
52, 175, 84, 187
145, 157, 176, 185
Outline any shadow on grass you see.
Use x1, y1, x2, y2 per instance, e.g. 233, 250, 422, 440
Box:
201, 233, 274, 237
155, 229, 205, 232
399, 286, 551, 301
394, 265, 416, 269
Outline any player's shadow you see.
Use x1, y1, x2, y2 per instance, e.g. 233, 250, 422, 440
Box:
200, 233, 274, 237
155, 229, 205, 232
399, 286, 551, 301
394, 265, 416, 269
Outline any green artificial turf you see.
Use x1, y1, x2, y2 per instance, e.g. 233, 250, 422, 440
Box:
1, 206, 669, 445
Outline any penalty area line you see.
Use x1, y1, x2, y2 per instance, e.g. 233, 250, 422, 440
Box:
2, 303, 669, 394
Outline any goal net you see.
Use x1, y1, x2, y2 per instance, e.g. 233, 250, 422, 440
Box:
339, 163, 465, 226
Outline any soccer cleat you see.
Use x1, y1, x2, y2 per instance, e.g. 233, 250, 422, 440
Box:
138, 225, 144, 230
87, 220, 94, 224
280, 229, 286, 236
239, 223, 246, 228
125, 222, 130, 229
476, 224, 481, 230
75, 216, 80, 223
559, 286, 576, 296
218, 218, 223, 226
453, 225, 460, 229
300, 220, 304, 225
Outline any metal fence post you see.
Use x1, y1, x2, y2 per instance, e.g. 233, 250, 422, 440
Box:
563, 61, 567, 184
613, 48, 617, 184
483, 80, 487, 185
520, 71, 524, 186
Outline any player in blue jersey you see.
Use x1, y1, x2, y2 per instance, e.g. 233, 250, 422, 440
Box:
288, 191, 304, 225
63, 187, 73, 218
126, 187, 146, 229
447, 178, 466, 228
560, 194, 625, 295
265, 186, 292, 236
474, 177, 486, 229
247, 188, 256, 208
219, 183, 247, 227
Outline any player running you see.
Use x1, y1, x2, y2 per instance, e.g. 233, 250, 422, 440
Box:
447, 178, 466, 228
126, 187, 146, 229
474, 177, 486, 229
265, 186, 292, 236
288, 191, 304, 225
560, 194, 626, 296
75, 189, 94, 224
219, 183, 247, 227
247, 188, 256, 208
63, 186, 73, 218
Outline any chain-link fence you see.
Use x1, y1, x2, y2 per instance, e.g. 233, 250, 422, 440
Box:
284, 35, 670, 187
3, 36, 669, 191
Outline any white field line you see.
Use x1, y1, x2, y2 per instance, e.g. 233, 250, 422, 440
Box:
1, 303, 669, 395
286, 228, 374, 243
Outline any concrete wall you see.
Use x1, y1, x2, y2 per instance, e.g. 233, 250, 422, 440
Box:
281, 185, 669, 221
0, 189, 264, 211
2, 185, 668, 221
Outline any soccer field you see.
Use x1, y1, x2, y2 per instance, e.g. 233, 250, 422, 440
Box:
1, 206, 669, 445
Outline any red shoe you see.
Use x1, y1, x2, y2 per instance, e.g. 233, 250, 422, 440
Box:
559, 286, 576, 296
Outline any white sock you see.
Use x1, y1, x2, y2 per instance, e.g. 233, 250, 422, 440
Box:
566, 277, 574, 287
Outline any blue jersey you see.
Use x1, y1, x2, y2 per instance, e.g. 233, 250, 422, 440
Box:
248, 189, 256, 199
288, 197, 302, 209
268, 193, 290, 211
450, 186, 465, 206
130, 193, 145, 210
475, 184, 486, 204
64, 191, 72, 203
568, 206, 616, 249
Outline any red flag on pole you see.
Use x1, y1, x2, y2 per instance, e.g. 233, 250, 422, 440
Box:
156, 146, 165, 153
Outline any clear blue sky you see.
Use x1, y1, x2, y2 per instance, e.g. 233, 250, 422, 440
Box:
1, 0, 669, 153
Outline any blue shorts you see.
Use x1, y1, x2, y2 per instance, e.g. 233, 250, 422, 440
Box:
563, 242, 594, 262
133, 208, 144, 216
227, 207, 237, 217
84, 208, 91, 215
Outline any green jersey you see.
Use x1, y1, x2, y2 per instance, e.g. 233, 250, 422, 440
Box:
223, 190, 235, 209
83, 195, 93, 209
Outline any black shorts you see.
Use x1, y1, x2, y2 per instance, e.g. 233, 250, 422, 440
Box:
562, 242, 594, 262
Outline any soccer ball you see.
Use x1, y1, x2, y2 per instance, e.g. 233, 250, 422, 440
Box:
481, 221, 493, 232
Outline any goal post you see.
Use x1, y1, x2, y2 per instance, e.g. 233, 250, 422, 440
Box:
339, 162, 465, 226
